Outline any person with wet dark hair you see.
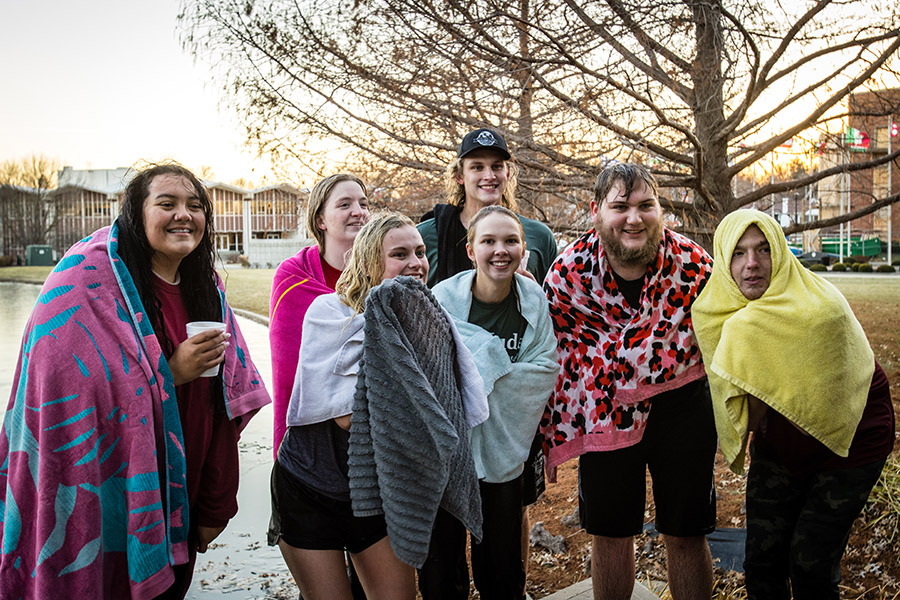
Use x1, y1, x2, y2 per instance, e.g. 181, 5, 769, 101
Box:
542, 162, 716, 600
0, 163, 269, 599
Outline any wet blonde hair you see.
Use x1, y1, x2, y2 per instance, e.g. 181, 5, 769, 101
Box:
336, 212, 416, 314
306, 173, 367, 250
444, 154, 519, 212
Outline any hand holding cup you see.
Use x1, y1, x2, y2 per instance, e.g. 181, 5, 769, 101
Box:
170, 321, 230, 385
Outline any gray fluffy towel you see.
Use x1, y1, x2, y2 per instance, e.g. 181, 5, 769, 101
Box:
348, 276, 483, 568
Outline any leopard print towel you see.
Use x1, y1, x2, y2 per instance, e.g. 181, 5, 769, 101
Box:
540, 227, 712, 481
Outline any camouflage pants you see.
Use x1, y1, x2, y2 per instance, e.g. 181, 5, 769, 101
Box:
744, 446, 885, 600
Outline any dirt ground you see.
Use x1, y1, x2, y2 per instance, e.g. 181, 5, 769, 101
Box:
520, 298, 900, 600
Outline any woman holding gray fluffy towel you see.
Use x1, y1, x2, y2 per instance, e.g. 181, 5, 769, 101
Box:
271, 213, 431, 600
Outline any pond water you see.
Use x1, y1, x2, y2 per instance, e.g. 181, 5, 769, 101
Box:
0, 282, 296, 599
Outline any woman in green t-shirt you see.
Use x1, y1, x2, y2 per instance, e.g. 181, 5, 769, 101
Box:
432, 206, 559, 599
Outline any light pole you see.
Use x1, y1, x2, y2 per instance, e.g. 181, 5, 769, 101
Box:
888, 116, 894, 265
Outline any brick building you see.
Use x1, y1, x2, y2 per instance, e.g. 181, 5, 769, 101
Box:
817, 89, 899, 252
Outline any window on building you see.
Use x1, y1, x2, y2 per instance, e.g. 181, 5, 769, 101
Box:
873, 164, 890, 198
875, 127, 890, 149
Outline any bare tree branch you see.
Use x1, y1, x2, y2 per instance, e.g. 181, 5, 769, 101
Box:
178, 0, 900, 246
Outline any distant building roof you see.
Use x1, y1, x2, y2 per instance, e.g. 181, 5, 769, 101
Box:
250, 183, 304, 194
50, 169, 301, 199
0, 184, 42, 194
51, 183, 120, 197
202, 180, 248, 194
57, 166, 131, 195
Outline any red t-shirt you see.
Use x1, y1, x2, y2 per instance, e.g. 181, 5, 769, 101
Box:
153, 276, 240, 528
321, 255, 342, 290
753, 361, 895, 475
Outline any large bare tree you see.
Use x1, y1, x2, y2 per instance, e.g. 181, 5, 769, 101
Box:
179, 0, 900, 244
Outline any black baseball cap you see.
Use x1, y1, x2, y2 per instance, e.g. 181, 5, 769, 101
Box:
457, 128, 511, 160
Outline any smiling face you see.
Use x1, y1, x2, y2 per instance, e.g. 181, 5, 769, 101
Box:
142, 174, 206, 275
466, 212, 524, 286
591, 179, 663, 271
317, 180, 370, 248
455, 148, 509, 211
380, 225, 429, 284
730, 224, 772, 300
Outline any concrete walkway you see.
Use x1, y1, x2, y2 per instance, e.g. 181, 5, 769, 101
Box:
540, 579, 661, 600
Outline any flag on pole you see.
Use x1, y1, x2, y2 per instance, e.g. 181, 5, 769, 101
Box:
844, 127, 870, 152
780, 138, 794, 148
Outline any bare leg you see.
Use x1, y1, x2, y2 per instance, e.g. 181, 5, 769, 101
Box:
663, 534, 712, 600
278, 540, 353, 600
351, 537, 416, 600
591, 535, 635, 600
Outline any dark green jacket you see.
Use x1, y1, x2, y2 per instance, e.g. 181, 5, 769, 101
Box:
418, 205, 558, 288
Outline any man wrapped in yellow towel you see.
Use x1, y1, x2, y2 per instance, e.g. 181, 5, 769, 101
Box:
693, 209, 894, 600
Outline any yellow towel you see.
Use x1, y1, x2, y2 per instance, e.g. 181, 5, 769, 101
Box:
693, 210, 873, 473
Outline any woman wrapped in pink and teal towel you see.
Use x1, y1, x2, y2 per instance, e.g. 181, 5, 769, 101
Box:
0, 165, 270, 599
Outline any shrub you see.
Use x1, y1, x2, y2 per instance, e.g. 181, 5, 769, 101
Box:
850, 262, 861, 271
809, 264, 827, 272
858, 263, 874, 273
893, 257, 900, 266
831, 263, 847, 272
218, 250, 240, 264
876, 264, 896, 273
0, 255, 14, 267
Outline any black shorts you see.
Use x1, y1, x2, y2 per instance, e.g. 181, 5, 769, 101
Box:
578, 378, 717, 538
267, 461, 387, 554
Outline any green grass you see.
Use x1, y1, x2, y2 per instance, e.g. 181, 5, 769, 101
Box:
0, 266, 277, 318
217, 268, 277, 318
822, 274, 900, 304
0, 266, 53, 284
867, 454, 900, 543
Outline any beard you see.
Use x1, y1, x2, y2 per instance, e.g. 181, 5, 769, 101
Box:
596, 217, 664, 267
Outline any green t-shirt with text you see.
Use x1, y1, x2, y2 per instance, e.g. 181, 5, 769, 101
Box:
467, 287, 527, 361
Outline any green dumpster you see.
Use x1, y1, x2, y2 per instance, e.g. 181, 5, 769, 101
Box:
25, 244, 55, 266
820, 237, 881, 258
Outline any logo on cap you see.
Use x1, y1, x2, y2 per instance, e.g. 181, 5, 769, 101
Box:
475, 131, 497, 147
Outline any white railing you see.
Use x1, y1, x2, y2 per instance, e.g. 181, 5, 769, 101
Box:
243, 237, 314, 269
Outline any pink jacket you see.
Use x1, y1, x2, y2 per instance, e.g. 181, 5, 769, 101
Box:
269, 245, 333, 457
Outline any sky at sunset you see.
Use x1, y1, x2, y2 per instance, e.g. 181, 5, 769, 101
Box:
0, 0, 275, 184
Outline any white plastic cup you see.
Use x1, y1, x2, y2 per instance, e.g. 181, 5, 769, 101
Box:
185, 321, 227, 377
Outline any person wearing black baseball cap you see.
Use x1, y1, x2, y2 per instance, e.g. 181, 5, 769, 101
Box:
417, 128, 558, 600
418, 128, 557, 287
457, 127, 512, 160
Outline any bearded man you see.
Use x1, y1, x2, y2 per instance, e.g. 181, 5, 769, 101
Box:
542, 163, 716, 600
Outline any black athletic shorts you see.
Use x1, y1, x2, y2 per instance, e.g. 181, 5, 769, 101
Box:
578, 378, 717, 538
267, 460, 387, 553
